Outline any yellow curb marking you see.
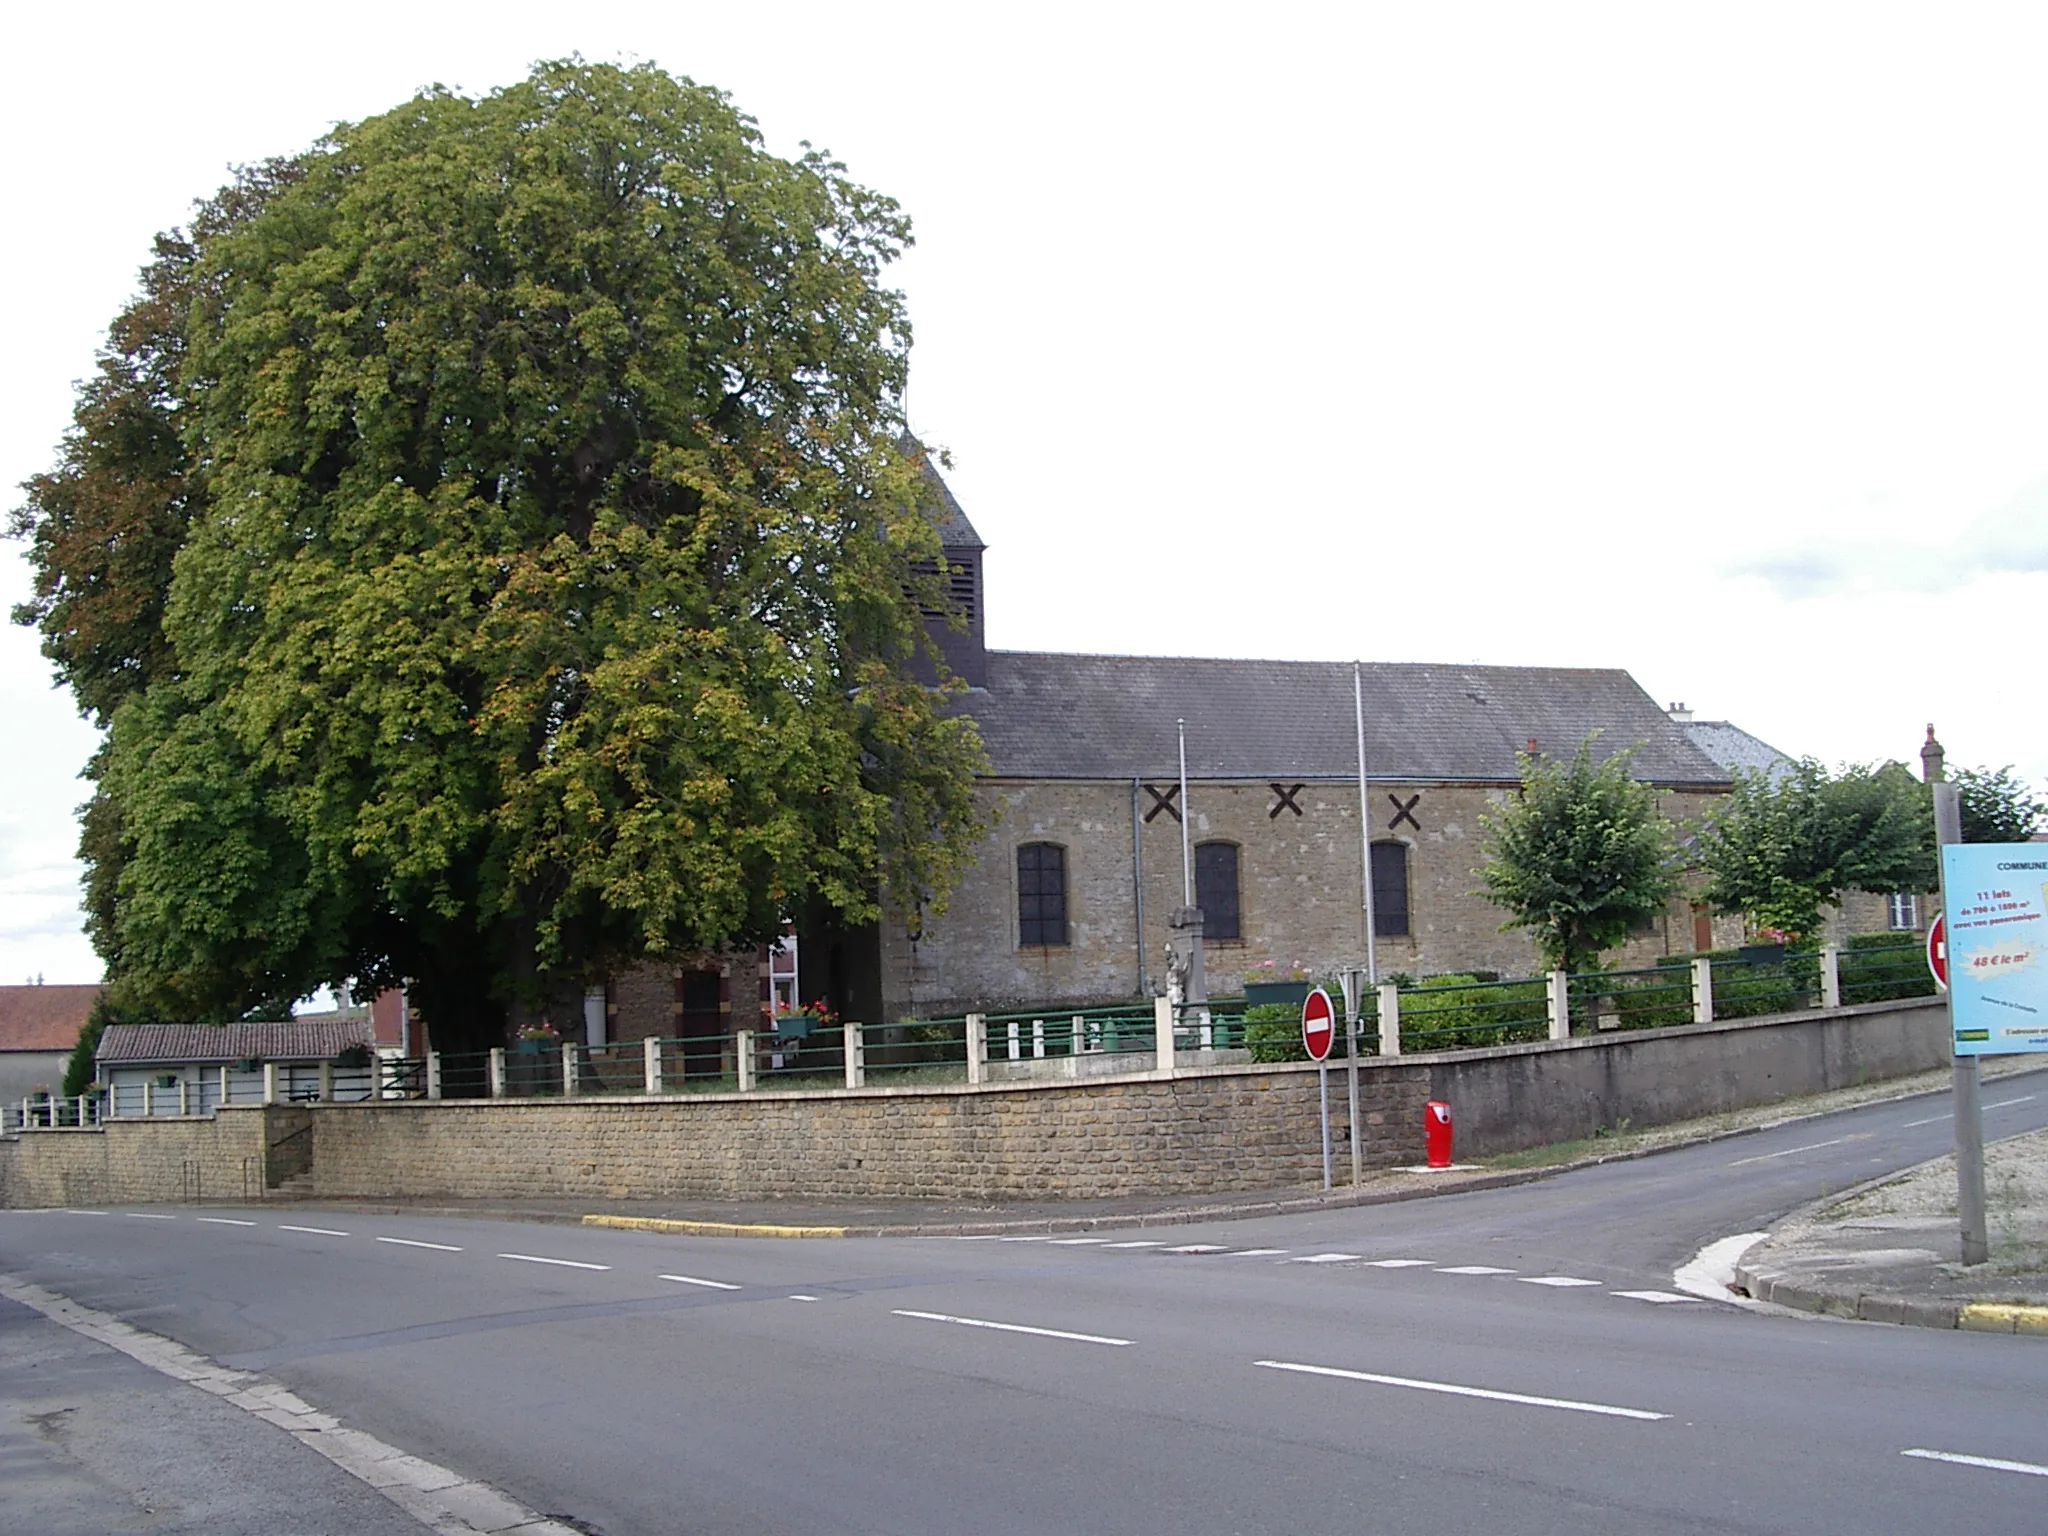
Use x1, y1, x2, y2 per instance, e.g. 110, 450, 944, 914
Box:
1959, 1302, 2048, 1335
581, 1214, 847, 1239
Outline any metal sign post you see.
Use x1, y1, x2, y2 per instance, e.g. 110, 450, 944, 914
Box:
1303, 987, 1336, 1190
1933, 784, 1988, 1265
1341, 969, 1364, 1186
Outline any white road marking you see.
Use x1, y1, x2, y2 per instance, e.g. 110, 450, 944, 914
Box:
892, 1309, 1131, 1346
659, 1273, 741, 1290
377, 1236, 462, 1252
0, 1273, 581, 1536
1363, 1259, 1435, 1268
1164, 1244, 1230, 1253
1437, 1265, 1516, 1275
789, 1295, 820, 1302
1727, 1137, 1845, 1166
1902, 1448, 2048, 1479
1902, 1112, 1950, 1127
497, 1253, 609, 1271
198, 1217, 257, 1227
278, 1225, 350, 1236
1987, 1094, 2037, 1110
1519, 1276, 1602, 1287
61, 1210, 108, 1216
1292, 1253, 1362, 1264
1612, 1290, 1695, 1304
1673, 1231, 1768, 1307
948, 1234, 1002, 1241
1047, 1237, 1111, 1246
1226, 1249, 1291, 1257
1101, 1241, 1163, 1249
126, 1212, 177, 1220
999, 1235, 1055, 1242
1255, 1360, 1667, 1420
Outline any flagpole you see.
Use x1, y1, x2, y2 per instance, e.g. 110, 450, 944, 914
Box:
1177, 718, 1193, 906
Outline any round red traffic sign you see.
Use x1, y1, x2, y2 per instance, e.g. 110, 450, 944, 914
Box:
1301, 986, 1336, 1061
1927, 913, 1947, 990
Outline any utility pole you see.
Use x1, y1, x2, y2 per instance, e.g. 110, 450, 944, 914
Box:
1935, 781, 1989, 1265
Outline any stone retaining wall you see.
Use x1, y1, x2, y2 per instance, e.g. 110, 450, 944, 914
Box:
0, 999, 1948, 1208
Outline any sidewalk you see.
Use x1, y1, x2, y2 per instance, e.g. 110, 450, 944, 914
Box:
1734, 1122, 2048, 1335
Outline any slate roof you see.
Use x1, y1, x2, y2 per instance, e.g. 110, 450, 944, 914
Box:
0, 985, 103, 1053
907, 439, 984, 550
1682, 720, 1797, 783
961, 653, 1732, 785
96, 1020, 374, 1066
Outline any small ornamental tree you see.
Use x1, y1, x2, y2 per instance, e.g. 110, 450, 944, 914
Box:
1477, 737, 1678, 977
1952, 765, 2047, 844
1697, 760, 1935, 939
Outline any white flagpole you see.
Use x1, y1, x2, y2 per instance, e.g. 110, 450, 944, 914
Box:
1177, 717, 1193, 906
1355, 664, 1379, 984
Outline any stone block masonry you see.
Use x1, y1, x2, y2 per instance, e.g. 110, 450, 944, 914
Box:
0, 1106, 271, 1209
297, 1065, 1436, 1204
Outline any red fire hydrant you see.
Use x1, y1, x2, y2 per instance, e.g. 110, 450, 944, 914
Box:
1424, 1100, 1454, 1168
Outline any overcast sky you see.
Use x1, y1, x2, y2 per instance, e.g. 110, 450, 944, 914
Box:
5, 3, 2045, 985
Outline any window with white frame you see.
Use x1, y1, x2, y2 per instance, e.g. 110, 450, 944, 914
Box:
1887, 893, 1919, 930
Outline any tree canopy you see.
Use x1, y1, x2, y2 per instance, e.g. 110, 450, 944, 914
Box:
1476, 738, 1679, 976
1696, 759, 1934, 939
13, 61, 986, 1048
1951, 765, 2046, 844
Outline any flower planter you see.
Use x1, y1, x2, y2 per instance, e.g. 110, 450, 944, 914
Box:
771, 1014, 812, 1040
1738, 943, 1786, 966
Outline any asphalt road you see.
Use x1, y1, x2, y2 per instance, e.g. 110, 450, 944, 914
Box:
5, 1073, 2047, 1536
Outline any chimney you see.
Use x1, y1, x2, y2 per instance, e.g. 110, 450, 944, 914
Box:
1920, 724, 1945, 784
1667, 702, 1693, 723
1526, 738, 1539, 755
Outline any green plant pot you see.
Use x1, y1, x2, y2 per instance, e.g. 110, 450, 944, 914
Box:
771, 1014, 812, 1040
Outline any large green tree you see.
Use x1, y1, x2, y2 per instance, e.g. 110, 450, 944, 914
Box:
14, 62, 986, 1048
1476, 738, 1679, 976
1951, 765, 2046, 844
1697, 760, 1934, 938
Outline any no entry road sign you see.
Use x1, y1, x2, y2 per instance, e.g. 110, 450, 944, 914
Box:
1927, 912, 1947, 991
1301, 987, 1336, 1062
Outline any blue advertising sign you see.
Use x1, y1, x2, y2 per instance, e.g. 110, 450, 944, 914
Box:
1943, 843, 2048, 1056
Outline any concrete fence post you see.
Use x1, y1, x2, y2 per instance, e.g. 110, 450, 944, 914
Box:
262, 1063, 279, 1106
1031, 1018, 1045, 1059
643, 1034, 662, 1094
178, 1080, 191, 1116
426, 1052, 443, 1100
317, 1061, 334, 1103
1820, 945, 1842, 1010
966, 1013, 987, 1085
1691, 956, 1715, 1025
1546, 971, 1571, 1042
143, 1082, 155, 1118
220, 1065, 231, 1107
1072, 1015, 1086, 1058
1377, 983, 1402, 1057
736, 1030, 756, 1092
77, 1094, 91, 1127
1153, 995, 1176, 1077
561, 1043, 578, 1098
844, 1023, 866, 1089
487, 1048, 506, 1099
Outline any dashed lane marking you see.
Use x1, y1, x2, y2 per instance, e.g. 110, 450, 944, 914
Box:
1519, 1276, 1602, 1288
1047, 1237, 1111, 1245
892, 1309, 1132, 1346
1225, 1249, 1290, 1257
198, 1217, 257, 1227
659, 1273, 741, 1290
1163, 1244, 1231, 1254
1727, 1137, 1846, 1166
277, 1225, 349, 1237
1437, 1265, 1515, 1275
1291, 1253, 1363, 1264
1363, 1259, 1435, 1268
126, 1212, 177, 1220
1100, 1241, 1163, 1249
377, 1237, 462, 1252
789, 1295, 820, 1303
1903, 1448, 2048, 1479
60, 1210, 108, 1216
497, 1252, 609, 1271
1255, 1360, 1668, 1420
1612, 1290, 1695, 1304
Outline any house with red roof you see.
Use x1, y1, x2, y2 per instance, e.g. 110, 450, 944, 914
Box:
0, 984, 101, 1109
